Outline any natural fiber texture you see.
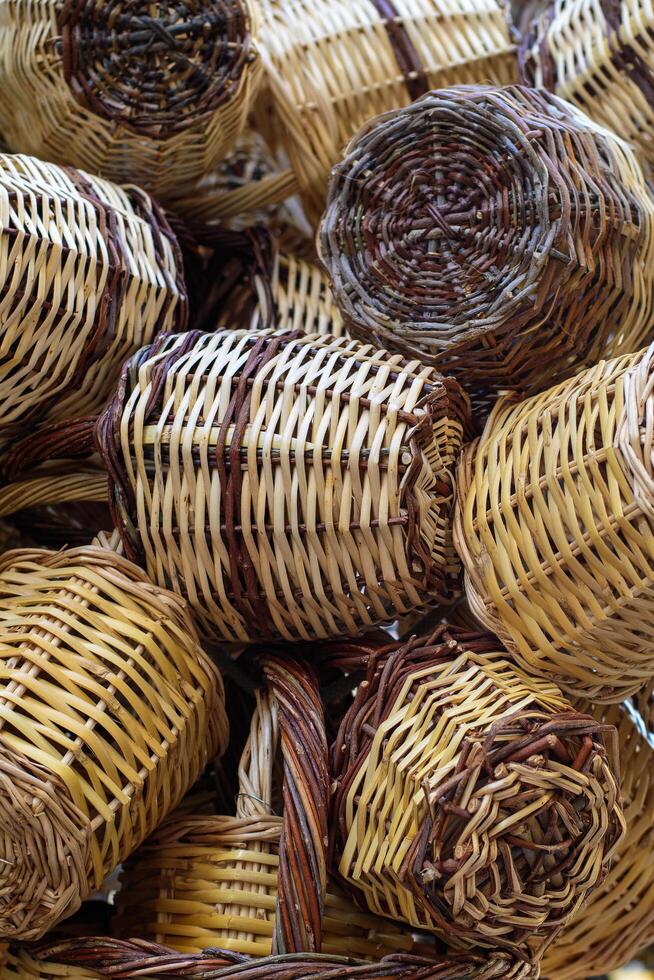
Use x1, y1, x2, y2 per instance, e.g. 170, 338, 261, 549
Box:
0, 153, 186, 435
114, 676, 430, 960
518, 0, 654, 169
0, 545, 228, 941
542, 695, 654, 978
0, 329, 468, 642
28, 941, 541, 979
319, 84, 654, 403
455, 340, 654, 702
255, 0, 516, 225
0, 1, 262, 199
329, 626, 624, 963
1, 949, 100, 980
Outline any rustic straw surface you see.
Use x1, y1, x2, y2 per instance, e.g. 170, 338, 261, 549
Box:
542, 695, 654, 977
0, 153, 186, 436
329, 626, 624, 963
519, 0, 654, 169
255, 0, 516, 224
27, 941, 540, 979
0, 545, 228, 941
319, 84, 654, 405
0, 1, 262, 198
1, 949, 101, 980
455, 341, 654, 702
115, 677, 431, 959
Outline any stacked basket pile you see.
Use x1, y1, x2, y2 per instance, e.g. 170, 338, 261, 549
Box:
0, 1, 653, 978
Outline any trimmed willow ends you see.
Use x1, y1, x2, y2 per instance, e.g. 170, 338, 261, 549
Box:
456, 341, 654, 702
0, 153, 186, 436
0, 0, 262, 198
319, 85, 654, 404
329, 627, 624, 963
0, 546, 227, 941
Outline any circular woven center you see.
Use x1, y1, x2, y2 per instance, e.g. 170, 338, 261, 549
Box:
59, 0, 253, 137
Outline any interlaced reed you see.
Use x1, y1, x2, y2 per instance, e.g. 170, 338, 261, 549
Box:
319, 84, 654, 406
0, 545, 227, 941
255, 0, 516, 224
0, 153, 186, 437
455, 341, 654, 702
0, 1, 262, 199
329, 626, 624, 964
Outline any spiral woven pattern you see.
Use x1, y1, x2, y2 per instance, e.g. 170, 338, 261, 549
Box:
93, 329, 469, 642
455, 341, 654, 702
329, 626, 624, 962
0, 153, 186, 436
519, 0, 654, 170
0, 1, 261, 197
0, 545, 227, 941
319, 85, 654, 402
255, 0, 516, 224
542, 695, 654, 978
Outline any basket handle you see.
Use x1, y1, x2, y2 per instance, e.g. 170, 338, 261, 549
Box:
262, 654, 329, 957
236, 687, 279, 819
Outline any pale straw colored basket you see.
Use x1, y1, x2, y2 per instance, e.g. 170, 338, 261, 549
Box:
255, 0, 517, 225
0, 0, 262, 199
0, 544, 228, 942
329, 625, 625, 964
0, 152, 186, 438
455, 341, 654, 702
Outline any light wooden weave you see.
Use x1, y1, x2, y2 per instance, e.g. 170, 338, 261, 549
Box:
329, 626, 625, 964
255, 0, 517, 224
0, 0, 262, 199
455, 341, 654, 702
0, 545, 228, 942
542, 695, 654, 978
0, 153, 186, 436
114, 685, 432, 960
319, 84, 654, 404
1, 949, 100, 980
519, 0, 654, 169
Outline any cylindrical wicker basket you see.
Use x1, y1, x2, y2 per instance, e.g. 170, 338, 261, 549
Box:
0, 153, 186, 437
0, 1, 262, 199
0, 545, 228, 942
542, 693, 654, 978
113, 674, 433, 960
2, 329, 470, 643
329, 626, 625, 964
319, 84, 654, 405
255, 0, 517, 224
519, 0, 654, 170
455, 340, 654, 702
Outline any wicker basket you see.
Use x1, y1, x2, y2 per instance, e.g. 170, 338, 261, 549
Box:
0, 1, 262, 200
1, 949, 101, 980
542, 693, 654, 978
329, 625, 624, 964
2, 329, 470, 643
113, 670, 434, 960
0, 153, 186, 437
319, 84, 654, 406
455, 340, 654, 702
0, 544, 228, 942
254, 0, 517, 225
518, 0, 654, 170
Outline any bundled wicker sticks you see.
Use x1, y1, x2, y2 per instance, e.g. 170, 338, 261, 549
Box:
255, 0, 517, 224
319, 85, 654, 403
456, 341, 654, 702
330, 626, 624, 962
0, 545, 227, 941
0, 1, 262, 198
0, 153, 186, 435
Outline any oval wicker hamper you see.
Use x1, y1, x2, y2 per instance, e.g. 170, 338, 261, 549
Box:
0, 544, 228, 941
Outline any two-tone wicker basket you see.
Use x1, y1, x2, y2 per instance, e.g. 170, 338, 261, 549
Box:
455, 340, 654, 702
0, 544, 228, 941
319, 84, 654, 407
0, 1, 262, 199
329, 626, 624, 964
